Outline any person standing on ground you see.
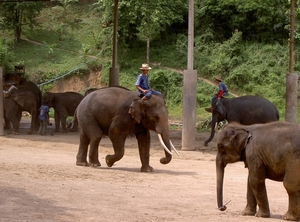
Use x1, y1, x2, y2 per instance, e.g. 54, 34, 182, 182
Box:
205, 76, 229, 112
135, 63, 162, 100
38, 102, 50, 135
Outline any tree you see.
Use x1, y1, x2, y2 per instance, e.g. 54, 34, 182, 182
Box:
0, 2, 44, 42
0, 37, 15, 74
93, 0, 187, 62
195, 0, 290, 43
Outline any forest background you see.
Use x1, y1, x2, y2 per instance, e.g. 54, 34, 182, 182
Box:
0, 0, 299, 127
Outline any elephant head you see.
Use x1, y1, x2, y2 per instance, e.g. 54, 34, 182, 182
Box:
128, 96, 179, 164
42, 92, 54, 107
204, 99, 227, 146
216, 123, 250, 211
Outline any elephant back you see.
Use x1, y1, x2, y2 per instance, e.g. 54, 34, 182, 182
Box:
18, 80, 42, 107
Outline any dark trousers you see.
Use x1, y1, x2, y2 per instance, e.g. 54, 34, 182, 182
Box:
38, 120, 48, 135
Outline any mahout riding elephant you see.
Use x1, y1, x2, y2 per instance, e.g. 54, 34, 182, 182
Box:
4, 86, 38, 134
75, 86, 179, 172
216, 122, 300, 221
42, 91, 84, 132
204, 95, 279, 146
4, 80, 42, 130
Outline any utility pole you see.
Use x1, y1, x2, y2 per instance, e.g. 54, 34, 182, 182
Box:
182, 0, 197, 151
286, 0, 298, 123
109, 0, 119, 86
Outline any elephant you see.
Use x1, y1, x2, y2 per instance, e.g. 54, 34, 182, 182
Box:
204, 95, 279, 146
3, 86, 39, 134
216, 122, 300, 221
84, 87, 98, 96
4, 80, 42, 130
42, 91, 84, 132
75, 86, 179, 172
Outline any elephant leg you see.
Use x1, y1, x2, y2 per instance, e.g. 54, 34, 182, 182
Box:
11, 111, 22, 134
248, 175, 270, 218
76, 129, 91, 166
88, 136, 102, 167
242, 176, 257, 216
60, 111, 68, 133
135, 130, 153, 172
282, 164, 300, 221
27, 109, 37, 135
54, 111, 60, 132
105, 136, 126, 168
4, 117, 11, 129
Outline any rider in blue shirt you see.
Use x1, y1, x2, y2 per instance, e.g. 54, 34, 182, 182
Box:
205, 76, 229, 112
135, 63, 161, 100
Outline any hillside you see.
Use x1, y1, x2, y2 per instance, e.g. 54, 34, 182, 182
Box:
1, 2, 298, 122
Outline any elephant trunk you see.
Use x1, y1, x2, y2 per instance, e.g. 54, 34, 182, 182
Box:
157, 132, 173, 164
216, 153, 227, 211
204, 117, 218, 146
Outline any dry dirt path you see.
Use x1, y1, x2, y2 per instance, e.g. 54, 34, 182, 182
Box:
0, 123, 289, 222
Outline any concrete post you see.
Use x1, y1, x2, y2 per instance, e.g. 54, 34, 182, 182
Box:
181, 0, 197, 151
109, 0, 119, 86
181, 70, 197, 150
285, 73, 298, 123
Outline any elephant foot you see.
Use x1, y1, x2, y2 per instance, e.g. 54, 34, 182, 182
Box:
89, 162, 101, 167
27, 130, 33, 135
242, 206, 256, 216
141, 166, 154, 172
76, 161, 89, 166
255, 209, 270, 218
54, 129, 60, 132
282, 211, 300, 221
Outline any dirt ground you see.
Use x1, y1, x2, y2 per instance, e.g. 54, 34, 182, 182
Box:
0, 119, 291, 222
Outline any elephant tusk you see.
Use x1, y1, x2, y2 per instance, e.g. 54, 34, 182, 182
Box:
170, 140, 180, 156
157, 134, 172, 155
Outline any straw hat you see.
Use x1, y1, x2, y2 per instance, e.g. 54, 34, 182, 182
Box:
215, 76, 222, 81
140, 63, 152, 70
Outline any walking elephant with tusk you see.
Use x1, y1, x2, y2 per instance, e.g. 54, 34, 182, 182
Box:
75, 86, 179, 172
216, 122, 300, 221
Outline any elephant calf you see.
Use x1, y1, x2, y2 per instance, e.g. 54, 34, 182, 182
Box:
216, 121, 300, 221
42, 91, 84, 132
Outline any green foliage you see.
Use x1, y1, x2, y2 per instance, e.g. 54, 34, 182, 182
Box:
93, 0, 187, 44
0, 37, 15, 74
195, 0, 290, 42
0, 2, 44, 41
2, 2, 300, 126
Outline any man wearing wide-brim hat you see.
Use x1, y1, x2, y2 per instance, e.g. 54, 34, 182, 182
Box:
135, 63, 162, 100
205, 76, 229, 112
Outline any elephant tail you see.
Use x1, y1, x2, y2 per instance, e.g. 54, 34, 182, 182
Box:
68, 108, 78, 132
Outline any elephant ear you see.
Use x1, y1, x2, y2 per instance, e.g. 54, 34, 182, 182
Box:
12, 95, 25, 107
128, 99, 145, 124
228, 127, 248, 152
215, 100, 225, 115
